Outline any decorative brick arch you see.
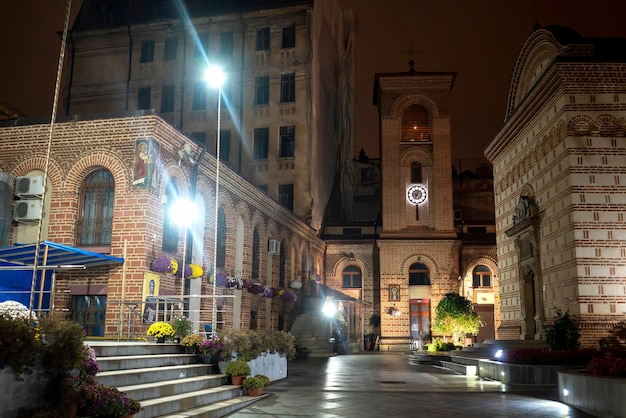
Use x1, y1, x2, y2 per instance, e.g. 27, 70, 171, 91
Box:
400, 253, 439, 280
160, 164, 190, 199
65, 148, 129, 194
389, 93, 441, 119
567, 115, 595, 136
11, 155, 64, 189
399, 148, 432, 168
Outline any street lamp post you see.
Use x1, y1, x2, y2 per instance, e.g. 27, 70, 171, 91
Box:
205, 66, 225, 336
172, 198, 197, 316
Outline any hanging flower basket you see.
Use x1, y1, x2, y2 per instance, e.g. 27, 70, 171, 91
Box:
227, 276, 244, 289
187, 264, 203, 279
289, 280, 302, 289
175, 263, 193, 278
215, 272, 229, 287
279, 290, 297, 302
387, 307, 401, 317
242, 278, 253, 289
151, 255, 178, 274
262, 286, 275, 298
248, 284, 264, 295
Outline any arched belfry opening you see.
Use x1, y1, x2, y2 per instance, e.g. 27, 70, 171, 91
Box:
402, 104, 430, 142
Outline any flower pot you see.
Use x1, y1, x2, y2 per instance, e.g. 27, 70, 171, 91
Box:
247, 387, 263, 396
156, 337, 165, 343
231, 375, 245, 385
202, 355, 213, 364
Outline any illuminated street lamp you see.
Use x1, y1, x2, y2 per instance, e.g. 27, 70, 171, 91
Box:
205, 65, 225, 334
172, 198, 197, 313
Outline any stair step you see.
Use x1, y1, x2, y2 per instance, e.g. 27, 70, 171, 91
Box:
155, 394, 268, 418
96, 363, 217, 387
118, 375, 227, 401
135, 386, 244, 418
98, 353, 198, 371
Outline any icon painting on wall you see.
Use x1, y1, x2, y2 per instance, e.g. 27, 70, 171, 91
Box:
133, 138, 159, 188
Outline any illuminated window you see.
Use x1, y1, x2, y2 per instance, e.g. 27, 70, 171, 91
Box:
473, 265, 492, 287
342, 265, 362, 288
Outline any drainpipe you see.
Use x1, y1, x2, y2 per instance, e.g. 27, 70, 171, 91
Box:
126, 14, 133, 111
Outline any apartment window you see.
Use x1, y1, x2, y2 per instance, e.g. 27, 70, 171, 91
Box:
162, 180, 179, 253
253, 128, 269, 159
255, 76, 269, 105
195, 33, 209, 57
408, 262, 430, 285
220, 31, 233, 55
411, 162, 423, 183
279, 184, 294, 210
360, 167, 374, 182
138, 87, 151, 110
472, 265, 492, 287
140, 39, 154, 62
163, 36, 177, 61
217, 129, 231, 162
190, 132, 206, 146
280, 73, 295, 103
258, 185, 268, 194
192, 81, 207, 110
342, 265, 362, 288
78, 169, 114, 246
161, 84, 175, 113
279, 125, 295, 158
282, 24, 295, 48
256, 27, 270, 50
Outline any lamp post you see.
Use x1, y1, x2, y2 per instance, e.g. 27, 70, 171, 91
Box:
205, 66, 225, 335
172, 198, 197, 315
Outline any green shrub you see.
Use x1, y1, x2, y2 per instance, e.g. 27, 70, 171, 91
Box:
0, 316, 40, 379
242, 374, 270, 389
221, 329, 296, 361
224, 359, 251, 376
544, 309, 580, 351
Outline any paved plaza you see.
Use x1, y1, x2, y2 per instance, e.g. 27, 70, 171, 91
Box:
228, 352, 592, 418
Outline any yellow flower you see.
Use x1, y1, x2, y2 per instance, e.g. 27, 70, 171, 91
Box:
169, 259, 179, 275
188, 264, 203, 279
146, 321, 175, 339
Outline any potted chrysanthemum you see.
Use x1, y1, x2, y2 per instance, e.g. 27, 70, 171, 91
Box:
146, 321, 175, 342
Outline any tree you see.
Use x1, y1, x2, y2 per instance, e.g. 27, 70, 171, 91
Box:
432, 292, 483, 345
544, 309, 580, 351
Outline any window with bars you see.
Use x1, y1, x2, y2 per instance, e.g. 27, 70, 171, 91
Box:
253, 128, 269, 159
256, 27, 270, 50
140, 39, 154, 62
162, 180, 179, 253
280, 73, 295, 103
77, 170, 115, 246
279, 125, 295, 158
138, 87, 151, 110
161, 84, 175, 113
71, 295, 107, 337
163, 37, 177, 61
282, 24, 295, 48
255, 76, 269, 105
279, 184, 294, 211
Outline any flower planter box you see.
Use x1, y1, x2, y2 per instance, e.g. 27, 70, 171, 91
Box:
0, 368, 48, 416
478, 359, 579, 385
558, 370, 626, 417
221, 351, 287, 382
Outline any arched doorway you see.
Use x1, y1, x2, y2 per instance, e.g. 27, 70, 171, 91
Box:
408, 262, 431, 349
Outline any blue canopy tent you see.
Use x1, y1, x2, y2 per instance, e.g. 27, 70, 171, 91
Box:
0, 241, 124, 313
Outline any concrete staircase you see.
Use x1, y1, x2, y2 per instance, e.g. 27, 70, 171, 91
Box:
288, 297, 334, 357
89, 341, 265, 418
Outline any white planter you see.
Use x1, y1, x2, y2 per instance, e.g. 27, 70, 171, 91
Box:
478, 359, 578, 385
559, 370, 626, 417
0, 368, 48, 416
248, 351, 287, 382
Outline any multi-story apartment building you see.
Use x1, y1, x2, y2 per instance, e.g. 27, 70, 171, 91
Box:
65, 0, 355, 233
485, 26, 626, 347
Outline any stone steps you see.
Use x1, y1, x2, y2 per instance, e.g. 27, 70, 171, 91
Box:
88, 341, 265, 417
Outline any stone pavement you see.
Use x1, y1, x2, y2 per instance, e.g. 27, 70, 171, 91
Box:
227, 352, 592, 418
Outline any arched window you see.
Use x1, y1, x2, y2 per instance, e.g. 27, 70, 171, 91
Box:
279, 241, 286, 287
252, 227, 260, 279
300, 249, 307, 281
342, 265, 362, 288
78, 169, 114, 246
473, 265, 492, 287
402, 104, 430, 142
162, 180, 179, 252
409, 262, 430, 285
216, 207, 226, 268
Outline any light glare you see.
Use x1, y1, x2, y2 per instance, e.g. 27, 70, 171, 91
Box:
205, 66, 225, 88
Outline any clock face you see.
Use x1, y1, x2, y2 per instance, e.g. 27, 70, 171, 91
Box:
407, 184, 427, 205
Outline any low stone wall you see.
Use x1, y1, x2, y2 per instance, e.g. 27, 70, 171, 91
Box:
0, 369, 48, 416
478, 359, 579, 385
558, 370, 626, 417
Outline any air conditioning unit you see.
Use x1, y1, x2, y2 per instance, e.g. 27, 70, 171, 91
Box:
16, 175, 44, 197
268, 239, 280, 255
14, 199, 42, 222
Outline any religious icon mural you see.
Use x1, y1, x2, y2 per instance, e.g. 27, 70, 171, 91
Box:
133, 139, 159, 187
142, 272, 161, 323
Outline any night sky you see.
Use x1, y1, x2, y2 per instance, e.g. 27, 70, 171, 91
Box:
2, 0, 626, 163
